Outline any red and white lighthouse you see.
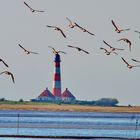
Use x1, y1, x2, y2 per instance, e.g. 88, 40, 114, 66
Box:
32, 48, 77, 102
52, 53, 62, 100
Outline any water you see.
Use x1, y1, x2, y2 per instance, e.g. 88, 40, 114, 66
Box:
0, 110, 140, 139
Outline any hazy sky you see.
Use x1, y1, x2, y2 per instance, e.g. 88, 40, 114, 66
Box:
0, 0, 140, 106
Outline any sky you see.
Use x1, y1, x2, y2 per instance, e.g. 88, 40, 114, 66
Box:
0, 0, 140, 106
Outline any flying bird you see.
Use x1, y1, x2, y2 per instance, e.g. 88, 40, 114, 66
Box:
0, 71, 15, 83
48, 46, 66, 54
134, 30, 140, 34
131, 59, 140, 63
111, 20, 130, 33
18, 44, 39, 54
121, 57, 140, 69
117, 38, 132, 51
67, 45, 90, 54
103, 40, 124, 52
24, 2, 44, 13
134, 30, 140, 38
100, 47, 118, 55
46, 25, 66, 38
0, 59, 9, 67
74, 22, 95, 36
66, 17, 76, 28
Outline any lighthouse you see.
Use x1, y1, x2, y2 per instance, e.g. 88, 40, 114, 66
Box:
31, 48, 77, 102
52, 53, 62, 100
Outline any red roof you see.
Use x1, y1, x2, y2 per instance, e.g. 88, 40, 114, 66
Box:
62, 88, 76, 99
38, 88, 55, 98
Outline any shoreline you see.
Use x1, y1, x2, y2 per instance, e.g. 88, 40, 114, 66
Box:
0, 104, 140, 113
0, 135, 133, 139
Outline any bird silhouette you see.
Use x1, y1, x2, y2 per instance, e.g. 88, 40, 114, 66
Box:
0, 59, 9, 67
131, 59, 140, 63
121, 57, 140, 69
24, 2, 44, 13
46, 25, 66, 38
74, 22, 95, 36
0, 71, 15, 83
66, 17, 76, 28
117, 38, 132, 51
134, 30, 140, 38
18, 44, 39, 54
111, 20, 130, 33
67, 45, 89, 54
100, 47, 118, 55
103, 40, 124, 52
48, 46, 66, 54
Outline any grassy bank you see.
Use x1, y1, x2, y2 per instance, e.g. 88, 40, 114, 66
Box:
0, 101, 140, 113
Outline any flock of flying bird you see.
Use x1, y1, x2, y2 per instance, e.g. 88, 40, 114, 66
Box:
0, 1, 140, 84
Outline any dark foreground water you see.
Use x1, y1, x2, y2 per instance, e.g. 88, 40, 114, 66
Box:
0, 110, 140, 139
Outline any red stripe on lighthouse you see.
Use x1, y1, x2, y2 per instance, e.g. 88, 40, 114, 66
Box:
55, 62, 60, 67
53, 74, 61, 81
52, 88, 61, 97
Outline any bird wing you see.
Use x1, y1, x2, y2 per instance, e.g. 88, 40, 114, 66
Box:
103, 40, 113, 48
48, 46, 57, 53
67, 45, 76, 48
128, 41, 132, 46
121, 57, 129, 65
0, 71, 14, 83
100, 47, 111, 55
117, 38, 126, 41
75, 22, 84, 29
100, 47, 107, 51
48, 46, 56, 51
135, 30, 140, 34
59, 29, 66, 38
112, 51, 118, 55
0, 71, 5, 75
0, 59, 9, 67
121, 28, 130, 31
86, 30, 95, 36
46, 25, 56, 28
131, 59, 140, 63
114, 47, 124, 51
24, 1, 33, 10
67, 45, 89, 54
75, 22, 95, 35
100, 47, 105, 50
129, 45, 131, 52
10, 73, 15, 83
66, 17, 73, 25
18, 44, 27, 51
29, 51, 39, 54
81, 49, 89, 54
24, 2, 44, 12
111, 20, 119, 30
34, 9, 44, 12
58, 51, 67, 54
133, 65, 140, 67
48, 46, 53, 49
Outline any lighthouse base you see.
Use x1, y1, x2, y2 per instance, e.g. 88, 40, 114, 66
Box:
54, 96, 62, 101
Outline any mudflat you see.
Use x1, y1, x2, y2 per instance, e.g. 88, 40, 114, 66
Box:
0, 104, 139, 113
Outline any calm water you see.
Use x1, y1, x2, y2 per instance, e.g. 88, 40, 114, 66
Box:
0, 110, 140, 139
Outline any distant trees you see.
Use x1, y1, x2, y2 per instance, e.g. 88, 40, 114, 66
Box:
94, 98, 119, 106
61, 98, 119, 107
19, 99, 24, 102
0, 98, 5, 101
